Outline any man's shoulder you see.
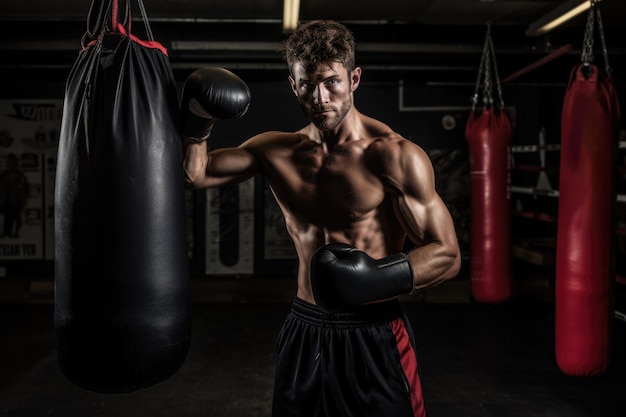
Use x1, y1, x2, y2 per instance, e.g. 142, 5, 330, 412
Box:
367, 131, 423, 158
360, 114, 419, 152
244, 130, 310, 148
365, 131, 432, 182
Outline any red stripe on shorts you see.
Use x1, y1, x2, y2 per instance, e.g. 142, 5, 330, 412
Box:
391, 318, 426, 417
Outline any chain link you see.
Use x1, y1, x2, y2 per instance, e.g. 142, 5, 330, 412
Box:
580, 1, 612, 78
471, 28, 489, 112
596, 5, 612, 76
488, 34, 505, 109
483, 34, 493, 108
581, 1, 595, 65
472, 24, 505, 112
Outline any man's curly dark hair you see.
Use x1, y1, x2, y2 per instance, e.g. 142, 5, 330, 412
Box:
284, 20, 356, 76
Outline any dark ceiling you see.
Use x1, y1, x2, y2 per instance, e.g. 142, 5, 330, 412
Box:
1, 0, 625, 85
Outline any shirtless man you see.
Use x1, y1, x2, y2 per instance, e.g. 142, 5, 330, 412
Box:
182, 20, 460, 417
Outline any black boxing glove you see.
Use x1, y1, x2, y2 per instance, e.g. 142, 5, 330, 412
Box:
180, 67, 251, 142
310, 243, 414, 312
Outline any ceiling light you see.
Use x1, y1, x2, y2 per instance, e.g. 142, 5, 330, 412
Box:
526, 0, 593, 36
283, 0, 300, 33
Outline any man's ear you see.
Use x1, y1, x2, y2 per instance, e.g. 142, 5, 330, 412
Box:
350, 67, 362, 92
288, 75, 298, 97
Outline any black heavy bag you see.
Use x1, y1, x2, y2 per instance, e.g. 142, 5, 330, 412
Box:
54, 0, 190, 393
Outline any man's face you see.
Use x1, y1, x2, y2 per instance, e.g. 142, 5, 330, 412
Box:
289, 61, 361, 132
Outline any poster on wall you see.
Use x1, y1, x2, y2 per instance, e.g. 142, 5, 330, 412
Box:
0, 99, 61, 261
205, 178, 255, 275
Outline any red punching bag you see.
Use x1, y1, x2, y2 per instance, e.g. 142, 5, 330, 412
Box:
555, 4, 620, 377
54, 0, 191, 392
466, 26, 512, 303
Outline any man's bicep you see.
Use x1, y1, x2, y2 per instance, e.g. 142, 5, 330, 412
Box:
395, 147, 455, 245
420, 195, 458, 244
198, 147, 260, 188
390, 141, 461, 281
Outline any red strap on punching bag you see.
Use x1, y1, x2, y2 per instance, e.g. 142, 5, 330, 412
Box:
555, 3, 620, 377
82, 0, 168, 54
465, 25, 513, 303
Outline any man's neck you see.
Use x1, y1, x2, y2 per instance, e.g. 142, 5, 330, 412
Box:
317, 109, 363, 148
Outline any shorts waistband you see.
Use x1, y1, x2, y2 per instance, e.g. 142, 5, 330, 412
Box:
290, 297, 403, 328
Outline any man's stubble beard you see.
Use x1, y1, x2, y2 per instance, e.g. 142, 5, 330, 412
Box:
307, 97, 353, 132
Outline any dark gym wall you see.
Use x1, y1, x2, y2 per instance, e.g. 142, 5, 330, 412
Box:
1, 67, 624, 278
208, 77, 482, 152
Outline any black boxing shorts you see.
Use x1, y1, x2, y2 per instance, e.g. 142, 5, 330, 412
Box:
272, 297, 426, 417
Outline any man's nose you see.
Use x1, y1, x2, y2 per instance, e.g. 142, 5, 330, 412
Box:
312, 85, 328, 104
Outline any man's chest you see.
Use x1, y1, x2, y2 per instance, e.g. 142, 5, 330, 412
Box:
268, 146, 387, 223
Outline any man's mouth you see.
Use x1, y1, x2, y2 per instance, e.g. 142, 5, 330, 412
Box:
313, 108, 332, 114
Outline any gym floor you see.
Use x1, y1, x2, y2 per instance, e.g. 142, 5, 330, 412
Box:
1, 275, 625, 417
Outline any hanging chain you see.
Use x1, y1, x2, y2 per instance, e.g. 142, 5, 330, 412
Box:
595, 5, 611, 76
482, 25, 494, 108
581, 1, 595, 65
580, 1, 612, 78
471, 23, 506, 112
488, 34, 505, 109
471, 28, 490, 112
